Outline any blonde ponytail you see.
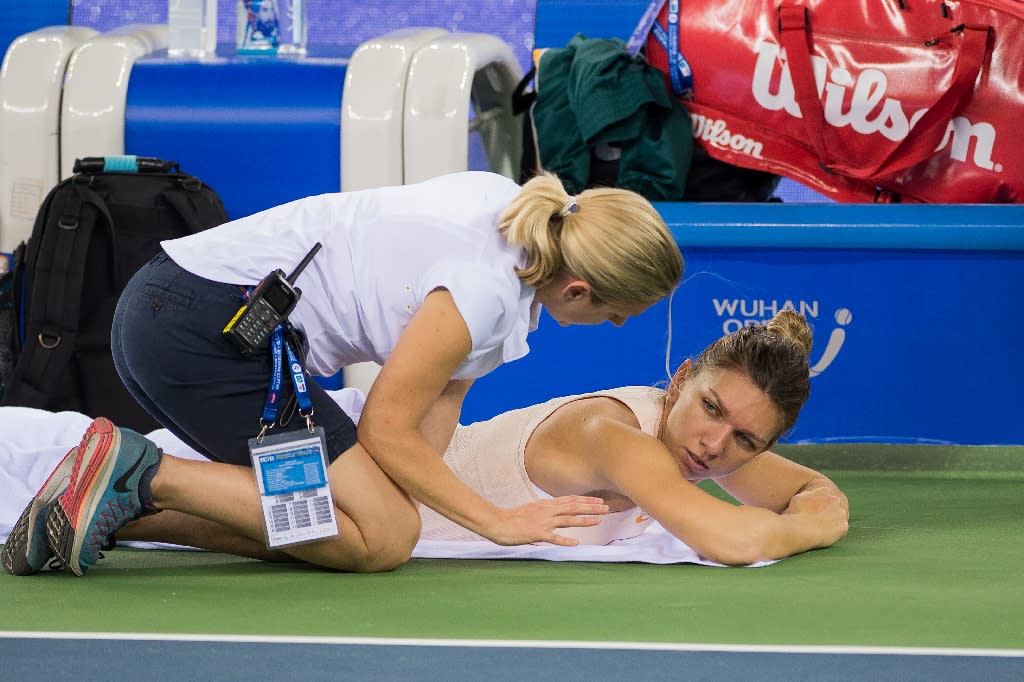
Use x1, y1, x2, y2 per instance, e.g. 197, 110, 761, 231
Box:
499, 172, 682, 305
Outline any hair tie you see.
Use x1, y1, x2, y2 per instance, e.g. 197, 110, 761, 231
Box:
557, 197, 578, 218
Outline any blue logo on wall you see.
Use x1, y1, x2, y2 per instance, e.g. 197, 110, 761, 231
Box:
711, 297, 852, 377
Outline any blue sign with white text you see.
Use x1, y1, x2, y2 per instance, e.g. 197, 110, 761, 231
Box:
462, 205, 1024, 446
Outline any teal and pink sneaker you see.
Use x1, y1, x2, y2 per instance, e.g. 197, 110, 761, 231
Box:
46, 417, 162, 577
2, 446, 78, 576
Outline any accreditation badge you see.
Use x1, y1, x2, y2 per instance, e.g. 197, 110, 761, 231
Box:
248, 426, 339, 548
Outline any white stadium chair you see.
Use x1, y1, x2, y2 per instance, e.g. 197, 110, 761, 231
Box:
0, 26, 99, 252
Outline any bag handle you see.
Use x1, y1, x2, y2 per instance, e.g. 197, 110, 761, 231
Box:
74, 156, 180, 174
777, 3, 991, 177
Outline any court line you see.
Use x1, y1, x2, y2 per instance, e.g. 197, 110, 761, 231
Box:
1, 631, 1021, 657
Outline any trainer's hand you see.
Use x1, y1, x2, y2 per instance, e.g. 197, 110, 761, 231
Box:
483, 496, 610, 547
783, 486, 849, 548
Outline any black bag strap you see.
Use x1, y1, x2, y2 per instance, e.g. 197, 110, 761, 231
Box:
3, 178, 110, 408
511, 65, 537, 115
159, 175, 223, 234
512, 66, 541, 184
9, 240, 27, 356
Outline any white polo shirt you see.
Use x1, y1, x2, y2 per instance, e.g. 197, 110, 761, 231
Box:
162, 171, 539, 380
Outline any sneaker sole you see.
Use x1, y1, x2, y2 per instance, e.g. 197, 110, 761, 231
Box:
48, 418, 120, 577
1, 447, 77, 576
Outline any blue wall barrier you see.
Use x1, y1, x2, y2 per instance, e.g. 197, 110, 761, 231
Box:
125, 47, 353, 221
461, 204, 1024, 445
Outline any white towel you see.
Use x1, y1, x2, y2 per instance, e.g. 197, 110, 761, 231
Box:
0, 403, 773, 567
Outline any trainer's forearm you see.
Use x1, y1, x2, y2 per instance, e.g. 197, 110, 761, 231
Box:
361, 428, 500, 536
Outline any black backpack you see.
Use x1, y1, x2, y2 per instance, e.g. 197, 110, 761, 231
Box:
1, 156, 228, 432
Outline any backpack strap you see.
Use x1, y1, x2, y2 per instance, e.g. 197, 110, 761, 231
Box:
9, 240, 27, 356
2, 178, 112, 409
159, 174, 220, 233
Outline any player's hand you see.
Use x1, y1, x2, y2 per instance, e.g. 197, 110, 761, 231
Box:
784, 487, 849, 547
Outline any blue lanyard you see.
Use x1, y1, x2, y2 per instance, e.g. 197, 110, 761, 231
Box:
626, 0, 667, 56
259, 324, 315, 440
632, 0, 695, 100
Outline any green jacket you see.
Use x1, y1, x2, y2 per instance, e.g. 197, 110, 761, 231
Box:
534, 33, 692, 200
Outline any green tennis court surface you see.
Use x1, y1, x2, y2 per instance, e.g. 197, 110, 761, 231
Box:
3, 447, 1023, 678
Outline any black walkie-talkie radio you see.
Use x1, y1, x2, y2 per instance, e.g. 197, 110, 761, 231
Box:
223, 242, 322, 355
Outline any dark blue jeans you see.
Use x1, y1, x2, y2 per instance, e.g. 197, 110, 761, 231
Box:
111, 252, 357, 466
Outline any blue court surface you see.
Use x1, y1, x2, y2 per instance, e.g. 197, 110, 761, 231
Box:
3, 633, 1023, 681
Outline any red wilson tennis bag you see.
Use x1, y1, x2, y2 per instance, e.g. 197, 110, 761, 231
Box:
641, 0, 1024, 203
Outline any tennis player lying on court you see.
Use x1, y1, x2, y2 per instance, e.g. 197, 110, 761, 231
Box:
414, 308, 848, 562
3, 310, 848, 575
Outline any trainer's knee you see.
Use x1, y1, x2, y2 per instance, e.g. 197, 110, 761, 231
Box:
319, 502, 421, 573
351, 506, 421, 573
348, 540, 413, 573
